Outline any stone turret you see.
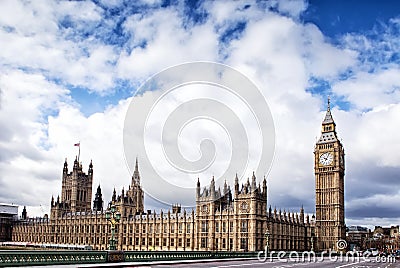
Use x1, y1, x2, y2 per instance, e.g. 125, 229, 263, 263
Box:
196, 178, 200, 198
21, 206, 27, 220
110, 158, 144, 217
93, 185, 104, 212
251, 172, 257, 191
234, 174, 239, 197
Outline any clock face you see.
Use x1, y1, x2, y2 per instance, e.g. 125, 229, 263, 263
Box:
319, 152, 333, 166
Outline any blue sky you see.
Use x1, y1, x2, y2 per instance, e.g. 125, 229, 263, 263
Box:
66, 0, 400, 116
0, 0, 400, 229
304, 0, 399, 37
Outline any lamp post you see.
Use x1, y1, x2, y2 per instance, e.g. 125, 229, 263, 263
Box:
265, 228, 270, 257
105, 205, 121, 250
311, 236, 314, 252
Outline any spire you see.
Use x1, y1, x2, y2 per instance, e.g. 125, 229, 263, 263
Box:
63, 158, 68, 173
22, 206, 27, 220
196, 178, 201, 199
112, 187, 116, 201
93, 185, 103, 212
322, 97, 334, 125
328, 96, 331, 111
300, 205, 304, 222
88, 159, 93, 174
234, 173, 239, 196
73, 156, 79, 170
223, 179, 227, 194
318, 97, 338, 143
132, 157, 140, 185
210, 176, 216, 200
251, 172, 257, 191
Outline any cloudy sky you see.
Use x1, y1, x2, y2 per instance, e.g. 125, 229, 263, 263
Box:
0, 0, 399, 229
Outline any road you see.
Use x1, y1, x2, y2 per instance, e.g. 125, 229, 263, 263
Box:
128, 257, 399, 268
33, 256, 399, 268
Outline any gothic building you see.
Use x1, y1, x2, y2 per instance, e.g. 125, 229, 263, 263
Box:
12, 101, 344, 252
195, 174, 312, 251
50, 157, 93, 218
110, 158, 144, 217
12, 159, 313, 251
314, 99, 346, 251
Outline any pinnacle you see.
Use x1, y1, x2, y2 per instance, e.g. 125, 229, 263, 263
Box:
322, 98, 334, 124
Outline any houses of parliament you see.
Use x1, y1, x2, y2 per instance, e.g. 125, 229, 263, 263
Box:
11, 101, 346, 252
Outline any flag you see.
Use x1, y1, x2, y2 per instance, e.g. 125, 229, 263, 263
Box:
74, 142, 81, 161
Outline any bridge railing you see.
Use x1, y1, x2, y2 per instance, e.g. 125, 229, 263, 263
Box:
0, 250, 258, 267
0, 250, 107, 267
124, 250, 258, 262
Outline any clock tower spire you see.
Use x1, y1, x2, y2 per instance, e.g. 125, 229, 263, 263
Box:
314, 98, 346, 251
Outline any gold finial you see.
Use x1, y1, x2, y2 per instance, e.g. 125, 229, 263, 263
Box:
327, 96, 331, 111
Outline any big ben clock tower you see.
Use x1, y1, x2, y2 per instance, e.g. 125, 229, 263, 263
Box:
314, 98, 345, 251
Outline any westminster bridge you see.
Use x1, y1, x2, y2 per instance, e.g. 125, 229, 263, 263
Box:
0, 250, 257, 267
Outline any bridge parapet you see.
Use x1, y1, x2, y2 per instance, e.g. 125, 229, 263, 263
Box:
0, 250, 258, 267
0, 250, 107, 267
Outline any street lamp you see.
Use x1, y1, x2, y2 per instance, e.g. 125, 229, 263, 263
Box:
265, 228, 271, 257
105, 205, 121, 250
310, 236, 314, 252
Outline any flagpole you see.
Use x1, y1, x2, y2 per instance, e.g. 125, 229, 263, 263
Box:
78, 141, 81, 163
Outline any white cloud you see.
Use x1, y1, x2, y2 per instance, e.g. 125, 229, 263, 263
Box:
272, 0, 308, 18
301, 24, 358, 78
335, 104, 400, 167
347, 217, 400, 230
0, 0, 117, 94
56, 1, 103, 22
0, 0, 59, 35
333, 69, 400, 110
204, 1, 263, 27
118, 8, 219, 80
0, 70, 69, 207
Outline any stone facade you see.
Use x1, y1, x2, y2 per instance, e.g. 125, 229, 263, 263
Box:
50, 157, 93, 219
12, 159, 314, 251
195, 174, 313, 252
314, 99, 346, 251
12, 103, 346, 252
